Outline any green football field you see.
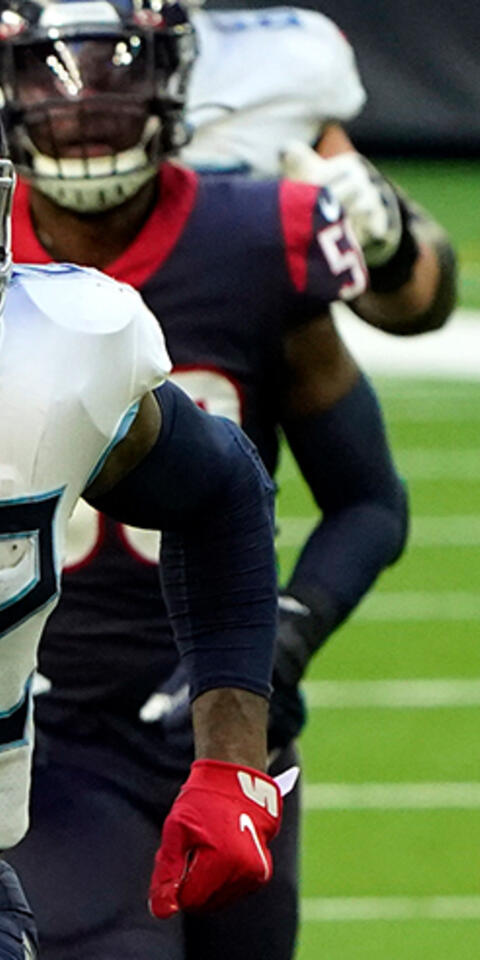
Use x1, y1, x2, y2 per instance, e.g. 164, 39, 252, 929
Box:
275, 159, 480, 959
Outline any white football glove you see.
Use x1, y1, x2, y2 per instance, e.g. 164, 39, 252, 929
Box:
280, 142, 402, 267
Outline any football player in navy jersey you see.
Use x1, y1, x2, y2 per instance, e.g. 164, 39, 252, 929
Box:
0, 119, 286, 959
0, 1, 454, 958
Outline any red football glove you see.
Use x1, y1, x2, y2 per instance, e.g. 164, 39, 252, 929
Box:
149, 759, 282, 916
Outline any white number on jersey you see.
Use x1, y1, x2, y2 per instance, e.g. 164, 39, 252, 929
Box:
317, 220, 367, 300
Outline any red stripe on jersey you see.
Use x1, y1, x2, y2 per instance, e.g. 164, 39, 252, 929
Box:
12, 178, 50, 264
12, 163, 199, 287
279, 179, 319, 293
106, 164, 198, 286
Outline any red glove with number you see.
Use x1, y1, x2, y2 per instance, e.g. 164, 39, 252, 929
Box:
149, 759, 282, 916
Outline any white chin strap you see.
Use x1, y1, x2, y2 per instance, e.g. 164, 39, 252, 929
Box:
29, 145, 156, 212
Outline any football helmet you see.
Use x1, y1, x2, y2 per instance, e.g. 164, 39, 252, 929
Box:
0, 0, 196, 211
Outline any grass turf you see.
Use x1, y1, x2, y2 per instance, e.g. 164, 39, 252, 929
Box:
275, 159, 480, 959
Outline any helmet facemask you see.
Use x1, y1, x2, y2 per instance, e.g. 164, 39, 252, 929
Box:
0, 1, 195, 212
0, 147, 14, 317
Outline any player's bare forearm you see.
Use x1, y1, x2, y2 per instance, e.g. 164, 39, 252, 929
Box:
353, 215, 457, 336
314, 125, 457, 335
316, 121, 355, 157
192, 688, 269, 771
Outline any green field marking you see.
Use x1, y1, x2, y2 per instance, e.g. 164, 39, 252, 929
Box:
280, 552, 480, 595
298, 917, 480, 960
377, 160, 480, 310
301, 808, 480, 896
303, 678, 480, 709
375, 377, 480, 398
300, 620, 480, 681
303, 783, 480, 810
365, 557, 480, 594
276, 372, 480, 580
389, 432, 480, 457
377, 160, 480, 242
301, 896, 480, 921
269, 171, 480, 960
279, 515, 480, 548
406, 482, 480, 516
299, 708, 480, 782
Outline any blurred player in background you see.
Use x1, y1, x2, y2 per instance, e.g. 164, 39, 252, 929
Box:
184, 5, 456, 337
183, 4, 366, 176
0, 126, 284, 959
0, 1, 456, 958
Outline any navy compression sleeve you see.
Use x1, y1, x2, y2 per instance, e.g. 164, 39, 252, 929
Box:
90, 383, 277, 701
282, 373, 408, 646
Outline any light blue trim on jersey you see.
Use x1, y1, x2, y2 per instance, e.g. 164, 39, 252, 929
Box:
194, 162, 252, 176
0, 487, 65, 507
11, 262, 86, 282
0, 673, 33, 754
0, 486, 65, 641
85, 401, 140, 489
0, 593, 59, 643
0, 530, 39, 613
210, 9, 301, 32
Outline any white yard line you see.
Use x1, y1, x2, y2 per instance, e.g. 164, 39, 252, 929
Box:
412, 516, 480, 545
283, 588, 480, 622
303, 678, 480, 709
353, 591, 480, 622
302, 782, 480, 810
301, 895, 480, 922
335, 305, 480, 378
378, 381, 480, 398
387, 405, 480, 422
396, 449, 480, 479
279, 582, 480, 622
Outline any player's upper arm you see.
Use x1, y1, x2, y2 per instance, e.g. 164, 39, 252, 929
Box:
316, 122, 356, 157
281, 310, 360, 420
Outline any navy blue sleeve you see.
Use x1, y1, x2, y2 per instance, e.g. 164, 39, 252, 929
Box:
89, 382, 277, 702
282, 374, 408, 639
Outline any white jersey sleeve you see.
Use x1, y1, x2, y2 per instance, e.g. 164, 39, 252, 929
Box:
0, 264, 171, 849
15, 263, 171, 444
182, 6, 366, 176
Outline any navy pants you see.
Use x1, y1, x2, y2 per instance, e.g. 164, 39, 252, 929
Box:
9, 742, 300, 960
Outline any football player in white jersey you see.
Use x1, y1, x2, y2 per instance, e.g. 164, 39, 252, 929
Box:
184, 5, 456, 338
183, 5, 366, 176
0, 142, 283, 959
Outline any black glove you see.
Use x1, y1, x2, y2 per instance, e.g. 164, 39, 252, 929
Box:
268, 594, 334, 751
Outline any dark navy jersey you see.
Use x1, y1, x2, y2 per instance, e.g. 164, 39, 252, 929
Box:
12, 163, 366, 720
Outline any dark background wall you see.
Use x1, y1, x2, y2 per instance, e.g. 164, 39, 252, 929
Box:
204, 0, 480, 155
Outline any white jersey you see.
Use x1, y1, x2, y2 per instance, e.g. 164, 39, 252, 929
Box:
0, 263, 170, 848
182, 6, 366, 176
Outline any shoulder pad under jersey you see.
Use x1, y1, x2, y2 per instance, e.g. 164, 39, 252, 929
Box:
10, 263, 147, 336
8, 263, 172, 438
